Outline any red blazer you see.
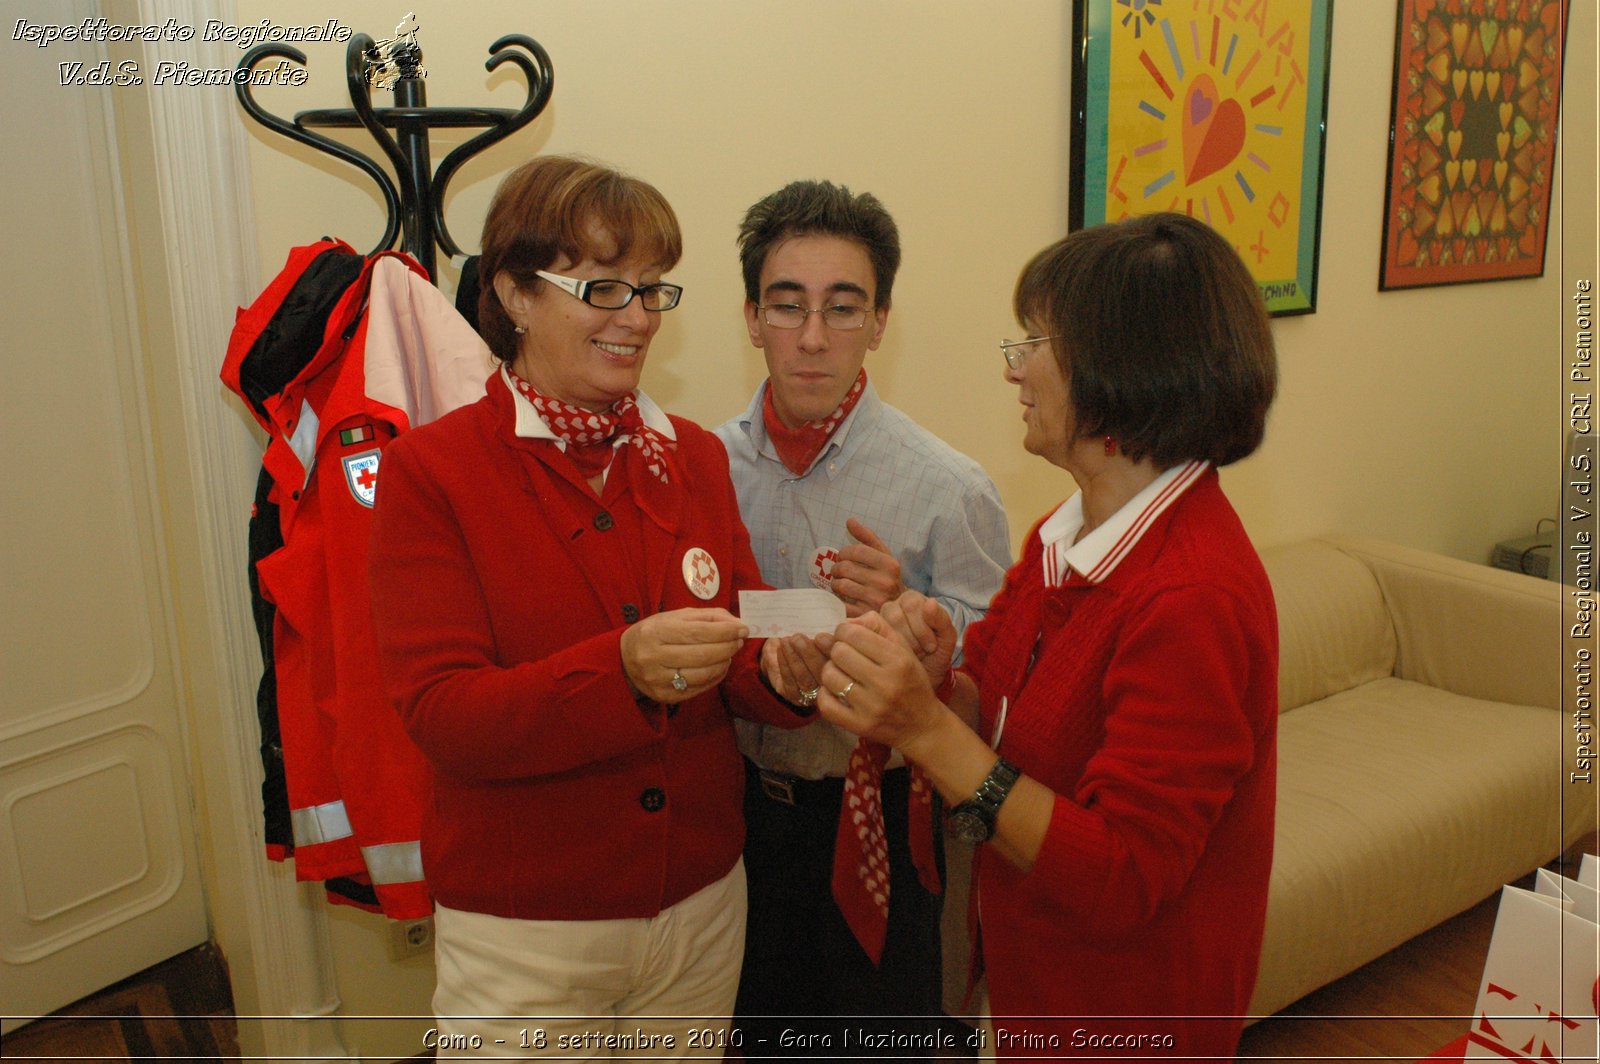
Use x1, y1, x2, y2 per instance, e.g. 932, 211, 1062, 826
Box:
368, 373, 804, 920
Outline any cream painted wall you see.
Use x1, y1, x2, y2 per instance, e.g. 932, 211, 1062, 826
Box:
229, 0, 1596, 1053
238, 0, 1593, 567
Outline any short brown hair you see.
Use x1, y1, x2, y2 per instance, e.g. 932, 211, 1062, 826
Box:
1013, 212, 1277, 467
477, 155, 682, 362
737, 180, 900, 307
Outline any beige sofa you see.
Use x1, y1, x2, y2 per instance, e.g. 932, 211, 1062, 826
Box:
947, 535, 1591, 1022
1249, 535, 1590, 1016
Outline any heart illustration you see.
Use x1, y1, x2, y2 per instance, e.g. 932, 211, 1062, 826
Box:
1398, 229, 1421, 264
1424, 110, 1446, 146
1181, 74, 1246, 185
1479, 19, 1499, 57
1446, 129, 1463, 158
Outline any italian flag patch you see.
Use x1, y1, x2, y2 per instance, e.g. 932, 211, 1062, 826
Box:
340, 424, 375, 447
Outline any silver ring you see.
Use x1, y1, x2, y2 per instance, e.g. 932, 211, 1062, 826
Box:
798, 686, 820, 707
671, 669, 689, 693
834, 680, 856, 706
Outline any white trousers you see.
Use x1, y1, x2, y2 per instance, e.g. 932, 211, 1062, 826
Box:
430, 861, 747, 1060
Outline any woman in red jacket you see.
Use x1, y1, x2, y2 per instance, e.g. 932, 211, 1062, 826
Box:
369, 155, 805, 1057
800, 212, 1280, 1060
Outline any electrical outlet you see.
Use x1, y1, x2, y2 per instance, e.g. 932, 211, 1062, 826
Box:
388, 916, 434, 960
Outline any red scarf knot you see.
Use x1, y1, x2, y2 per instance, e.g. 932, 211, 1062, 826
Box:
506, 368, 670, 484
762, 369, 868, 476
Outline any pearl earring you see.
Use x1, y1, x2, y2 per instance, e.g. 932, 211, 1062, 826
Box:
514, 324, 527, 335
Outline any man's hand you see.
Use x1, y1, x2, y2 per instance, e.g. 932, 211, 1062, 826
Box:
875, 591, 957, 691
760, 633, 834, 708
830, 517, 905, 617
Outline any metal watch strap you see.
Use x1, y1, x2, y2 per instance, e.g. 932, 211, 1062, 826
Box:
952, 756, 1022, 841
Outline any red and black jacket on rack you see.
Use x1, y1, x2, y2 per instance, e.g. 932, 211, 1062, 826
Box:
222, 238, 493, 918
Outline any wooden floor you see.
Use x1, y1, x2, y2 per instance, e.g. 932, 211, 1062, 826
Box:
2, 850, 1587, 1062
1235, 887, 1499, 1062
2, 942, 239, 1063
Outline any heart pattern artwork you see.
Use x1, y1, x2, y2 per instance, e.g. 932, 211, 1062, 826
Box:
1182, 73, 1247, 185
1382, 0, 1567, 286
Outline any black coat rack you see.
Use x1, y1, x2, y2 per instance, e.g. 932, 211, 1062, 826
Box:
234, 26, 553, 280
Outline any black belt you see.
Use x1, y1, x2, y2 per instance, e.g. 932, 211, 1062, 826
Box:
746, 761, 908, 807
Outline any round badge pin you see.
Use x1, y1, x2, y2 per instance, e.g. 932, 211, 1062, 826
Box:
683, 547, 720, 600
810, 546, 839, 590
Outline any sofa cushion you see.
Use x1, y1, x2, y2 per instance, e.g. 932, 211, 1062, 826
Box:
1249, 677, 1564, 1016
1263, 541, 1398, 713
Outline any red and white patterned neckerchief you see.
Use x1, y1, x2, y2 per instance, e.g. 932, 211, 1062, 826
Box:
505, 367, 671, 484
832, 740, 941, 966
762, 369, 868, 475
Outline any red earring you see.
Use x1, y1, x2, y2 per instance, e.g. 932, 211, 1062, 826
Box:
1104, 436, 1117, 456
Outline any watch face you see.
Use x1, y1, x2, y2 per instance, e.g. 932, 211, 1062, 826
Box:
949, 808, 991, 845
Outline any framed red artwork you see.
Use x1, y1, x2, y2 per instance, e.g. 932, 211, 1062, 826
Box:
1379, 0, 1570, 290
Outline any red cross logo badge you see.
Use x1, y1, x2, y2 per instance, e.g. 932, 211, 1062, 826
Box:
682, 547, 720, 600
811, 547, 839, 590
342, 450, 381, 508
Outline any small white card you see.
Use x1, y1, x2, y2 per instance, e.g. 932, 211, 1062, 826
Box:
738, 589, 845, 638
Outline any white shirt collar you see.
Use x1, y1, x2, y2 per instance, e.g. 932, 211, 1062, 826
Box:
503, 364, 676, 444
1037, 459, 1210, 586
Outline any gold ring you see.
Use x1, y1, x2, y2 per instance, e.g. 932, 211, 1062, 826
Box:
834, 680, 856, 706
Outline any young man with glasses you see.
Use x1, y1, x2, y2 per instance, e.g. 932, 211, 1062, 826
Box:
716, 181, 1010, 1056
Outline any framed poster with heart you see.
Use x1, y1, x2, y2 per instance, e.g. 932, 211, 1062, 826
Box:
1379, 0, 1569, 291
1069, 0, 1333, 315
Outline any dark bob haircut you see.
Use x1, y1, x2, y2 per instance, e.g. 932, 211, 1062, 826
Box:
1013, 212, 1277, 468
477, 155, 682, 363
737, 180, 901, 308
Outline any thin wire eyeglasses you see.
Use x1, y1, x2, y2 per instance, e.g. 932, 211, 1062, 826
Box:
998, 336, 1058, 371
757, 303, 873, 331
536, 270, 683, 311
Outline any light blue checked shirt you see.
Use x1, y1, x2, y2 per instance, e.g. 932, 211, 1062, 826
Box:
716, 379, 1011, 779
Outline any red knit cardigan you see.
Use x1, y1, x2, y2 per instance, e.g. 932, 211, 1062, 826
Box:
966, 470, 1278, 1060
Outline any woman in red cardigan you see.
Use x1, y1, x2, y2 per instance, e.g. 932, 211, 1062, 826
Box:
368, 156, 806, 1057
796, 212, 1280, 1060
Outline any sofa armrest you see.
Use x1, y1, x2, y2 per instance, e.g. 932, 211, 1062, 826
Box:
1322, 535, 1570, 711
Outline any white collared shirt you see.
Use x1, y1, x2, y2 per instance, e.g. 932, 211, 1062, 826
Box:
1037, 459, 1211, 587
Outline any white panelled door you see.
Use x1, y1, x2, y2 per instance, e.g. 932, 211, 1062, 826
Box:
0, 26, 208, 1031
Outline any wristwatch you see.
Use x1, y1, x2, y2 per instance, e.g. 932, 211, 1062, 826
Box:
949, 757, 1022, 844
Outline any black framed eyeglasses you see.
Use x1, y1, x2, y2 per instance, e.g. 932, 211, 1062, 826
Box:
536, 270, 683, 311
998, 335, 1058, 371
757, 302, 873, 331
